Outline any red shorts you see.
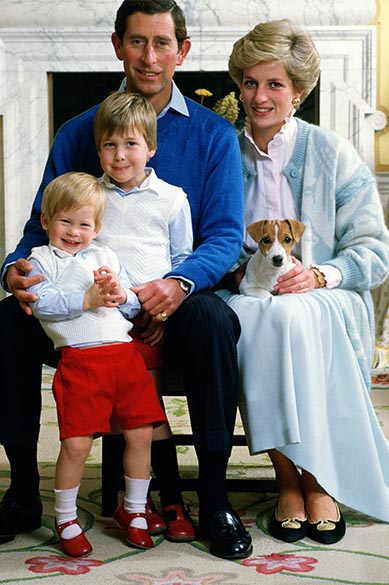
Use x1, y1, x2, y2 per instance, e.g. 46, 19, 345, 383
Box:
53, 343, 166, 440
131, 326, 164, 369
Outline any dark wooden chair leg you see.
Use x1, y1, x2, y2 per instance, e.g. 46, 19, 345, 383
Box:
101, 434, 125, 517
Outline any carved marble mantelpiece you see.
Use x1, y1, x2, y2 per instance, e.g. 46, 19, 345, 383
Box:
0, 0, 384, 262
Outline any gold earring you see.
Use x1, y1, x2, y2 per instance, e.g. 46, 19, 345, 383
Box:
292, 96, 301, 109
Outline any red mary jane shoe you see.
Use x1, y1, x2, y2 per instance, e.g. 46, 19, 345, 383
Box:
163, 504, 196, 542
146, 498, 167, 535
113, 502, 153, 549
55, 519, 92, 557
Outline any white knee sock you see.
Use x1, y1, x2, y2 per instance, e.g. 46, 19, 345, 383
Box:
54, 485, 82, 539
124, 476, 150, 529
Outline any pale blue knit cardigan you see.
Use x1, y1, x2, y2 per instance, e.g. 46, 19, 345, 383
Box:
239, 118, 389, 387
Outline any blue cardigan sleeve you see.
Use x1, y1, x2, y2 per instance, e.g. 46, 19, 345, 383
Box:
295, 123, 389, 291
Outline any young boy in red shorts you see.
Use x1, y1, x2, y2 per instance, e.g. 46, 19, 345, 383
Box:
27, 171, 166, 557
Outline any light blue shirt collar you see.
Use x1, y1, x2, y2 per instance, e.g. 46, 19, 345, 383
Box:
100, 167, 160, 196
48, 242, 93, 259
117, 78, 189, 119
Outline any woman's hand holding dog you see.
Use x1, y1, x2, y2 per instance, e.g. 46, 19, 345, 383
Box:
273, 258, 317, 295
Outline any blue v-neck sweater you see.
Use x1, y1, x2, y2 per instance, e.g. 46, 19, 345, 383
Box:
4, 97, 244, 291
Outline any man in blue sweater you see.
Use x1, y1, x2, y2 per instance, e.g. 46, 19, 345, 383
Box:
0, 0, 252, 559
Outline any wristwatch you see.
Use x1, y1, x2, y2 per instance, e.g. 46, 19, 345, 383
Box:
175, 278, 192, 295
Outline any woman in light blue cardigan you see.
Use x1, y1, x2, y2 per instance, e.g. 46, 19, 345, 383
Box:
218, 19, 389, 545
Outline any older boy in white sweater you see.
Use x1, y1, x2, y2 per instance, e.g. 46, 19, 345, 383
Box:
93, 91, 195, 541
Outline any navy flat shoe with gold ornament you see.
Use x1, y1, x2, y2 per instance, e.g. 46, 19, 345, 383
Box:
307, 501, 346, 545
268, 505, 308, 542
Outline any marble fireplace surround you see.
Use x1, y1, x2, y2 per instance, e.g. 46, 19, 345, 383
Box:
0, 0, 386, 260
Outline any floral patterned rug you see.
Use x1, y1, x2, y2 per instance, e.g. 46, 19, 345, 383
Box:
1, 367, 389, 585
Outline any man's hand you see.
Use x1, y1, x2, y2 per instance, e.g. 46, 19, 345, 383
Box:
131, 278, 187, 321
6, 259, 46, 315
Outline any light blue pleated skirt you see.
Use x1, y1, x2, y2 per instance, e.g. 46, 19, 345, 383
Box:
217, 288, 389, 522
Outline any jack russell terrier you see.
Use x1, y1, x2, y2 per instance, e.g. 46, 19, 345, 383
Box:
239, 218, 306, 298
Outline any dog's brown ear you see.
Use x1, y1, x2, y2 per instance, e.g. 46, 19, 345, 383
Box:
247, 220, 267, 243
286, 219, 306, 242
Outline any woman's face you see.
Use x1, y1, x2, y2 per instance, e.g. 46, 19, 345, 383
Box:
240, 60, 302, 148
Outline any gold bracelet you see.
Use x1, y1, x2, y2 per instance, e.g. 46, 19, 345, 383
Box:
310, 267, 326, 288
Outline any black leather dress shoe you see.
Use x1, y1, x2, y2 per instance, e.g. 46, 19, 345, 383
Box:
200, 509, 253, 559
0, 490, 42, 543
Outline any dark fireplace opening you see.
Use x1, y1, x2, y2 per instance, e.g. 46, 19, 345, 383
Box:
51, 71, 319, 138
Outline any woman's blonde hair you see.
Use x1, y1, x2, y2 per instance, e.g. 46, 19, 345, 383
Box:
42, 172, 107, 228
228, 19, 321, 103
94, 91, 157, 151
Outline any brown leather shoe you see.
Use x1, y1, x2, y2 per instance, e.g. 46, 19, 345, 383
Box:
163, 504, 196, 542
55, 519, 92, 557
146, 498, 167, 535
113, 502, 153, 549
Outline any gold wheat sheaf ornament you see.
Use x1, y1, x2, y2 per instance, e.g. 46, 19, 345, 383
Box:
195, 88, 240, 127
212, 91, 240, 126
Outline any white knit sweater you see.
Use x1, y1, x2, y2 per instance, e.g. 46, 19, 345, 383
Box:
97, 169, 188, 285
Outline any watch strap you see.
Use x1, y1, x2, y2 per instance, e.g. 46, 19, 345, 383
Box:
175, 278, 192, 295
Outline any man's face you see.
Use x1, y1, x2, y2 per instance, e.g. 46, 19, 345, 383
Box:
111, 11, 191, 114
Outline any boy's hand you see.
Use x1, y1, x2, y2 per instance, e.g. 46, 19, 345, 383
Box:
94, 266, 126, 305
134, 312, 164, 346
94, 266, 118, 291
83, 266, 126, 310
